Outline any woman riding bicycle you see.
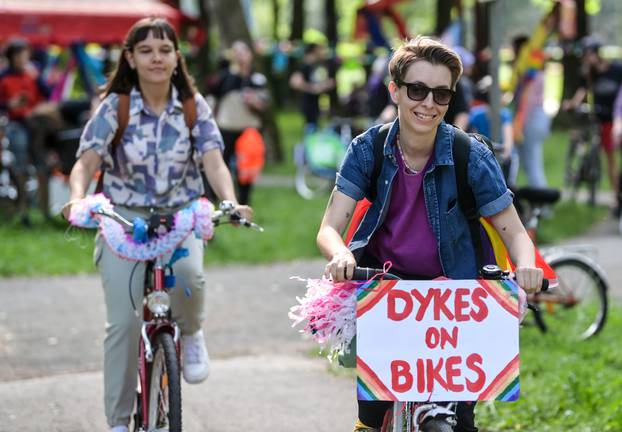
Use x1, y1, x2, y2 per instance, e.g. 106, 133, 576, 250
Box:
316, 36, 543, 432
61, 18, 251, 432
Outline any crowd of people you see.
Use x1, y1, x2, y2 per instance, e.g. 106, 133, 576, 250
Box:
1, 8, 621, 432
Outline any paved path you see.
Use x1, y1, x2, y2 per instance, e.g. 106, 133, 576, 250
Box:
0, 215, 620, 431
0, 260, 356, 432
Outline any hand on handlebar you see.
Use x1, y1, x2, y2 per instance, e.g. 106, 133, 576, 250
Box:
324, 249, 356, 282
232, 204, 253, 224
61, 198, 83, 221
514, 266, 544, 294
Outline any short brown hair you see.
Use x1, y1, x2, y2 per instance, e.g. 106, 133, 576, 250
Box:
389, 36, 463, 89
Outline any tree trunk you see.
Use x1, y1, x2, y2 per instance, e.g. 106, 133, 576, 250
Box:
435, 0, 453, 36
208, 0, 253, 49
196, 0, 213, 94
473, 1, 491, 82
557, 0, 589, 126
325, 0, 339, 115
271, 0, 280, 41
290, 0, 305, 42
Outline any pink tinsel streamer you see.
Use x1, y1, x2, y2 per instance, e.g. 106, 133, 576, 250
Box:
289, 277, 360, 359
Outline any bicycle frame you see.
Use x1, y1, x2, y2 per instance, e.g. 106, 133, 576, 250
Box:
136, 254, 180, 430
386, 401, 457, 432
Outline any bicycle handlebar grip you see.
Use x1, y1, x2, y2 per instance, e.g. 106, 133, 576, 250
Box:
351, 267, 400, 281
352, 267, 378, 280
540, 278, 549, 292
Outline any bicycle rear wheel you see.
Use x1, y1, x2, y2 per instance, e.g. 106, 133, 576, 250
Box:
538, 256, 608, 340
294, 164, 334, 199
564, 136, 581, 200
148, 332, 182, 432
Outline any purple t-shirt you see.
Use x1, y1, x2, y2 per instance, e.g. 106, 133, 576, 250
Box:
366, 148, 443, 277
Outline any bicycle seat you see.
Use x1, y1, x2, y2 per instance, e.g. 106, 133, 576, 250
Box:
514, 187, 561, 205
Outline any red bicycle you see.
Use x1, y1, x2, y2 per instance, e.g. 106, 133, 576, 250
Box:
70, 197, 262, 431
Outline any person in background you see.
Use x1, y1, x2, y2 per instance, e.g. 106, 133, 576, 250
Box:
511, 34, 551, 188
289, 43, 336, 133
564, 36, 622, 215
210, 40, 268, 205
0, 39, 58, 224
442, 46, 475, 130
468, 75, 517, 186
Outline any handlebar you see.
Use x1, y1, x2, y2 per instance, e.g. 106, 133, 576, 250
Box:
92, 200, 264, 233
352, 266, 400, 281
211, 201, 263, 232
351, 265, 549, 292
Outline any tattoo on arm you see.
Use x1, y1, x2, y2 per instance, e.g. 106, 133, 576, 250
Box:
502, 226, 507, 231
345, 212, 351, 220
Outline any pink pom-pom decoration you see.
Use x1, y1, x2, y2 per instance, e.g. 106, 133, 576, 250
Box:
192, 198, 215, 241
289, 277, 360, 359
68, 193, 113, 228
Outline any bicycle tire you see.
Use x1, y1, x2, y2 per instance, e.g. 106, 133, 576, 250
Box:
294, 164, 334, 200
147, 332, 182, 432
564, 136, 581, 200
538, 256, 608, 340
421, 418, 454, 432
584, 142, 601, 206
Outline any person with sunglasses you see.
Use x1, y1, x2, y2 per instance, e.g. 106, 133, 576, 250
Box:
316, 36, 543, 432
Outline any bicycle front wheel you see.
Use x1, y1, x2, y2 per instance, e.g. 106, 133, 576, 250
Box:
148, 332, 182, 432
538, 256, 608, 340
421, 418, 454, 432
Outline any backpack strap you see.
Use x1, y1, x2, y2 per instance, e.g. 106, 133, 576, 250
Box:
182, 96, 197, 134
452, 128, 485, 274
95, 93, 130, 194
368, 123, 391, 202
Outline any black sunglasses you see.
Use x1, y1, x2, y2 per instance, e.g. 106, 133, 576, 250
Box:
395, 80, 455, 105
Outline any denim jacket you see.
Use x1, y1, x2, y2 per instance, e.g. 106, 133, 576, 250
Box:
336, 119, 513, 279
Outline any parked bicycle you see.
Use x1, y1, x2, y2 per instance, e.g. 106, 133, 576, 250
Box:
69, 197, 262, 432
294, 120, 353, 200
513, 186, 609, 340
564, 104, 601, 206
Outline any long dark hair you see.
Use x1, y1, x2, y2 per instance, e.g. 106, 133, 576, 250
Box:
103, 17, 197, 101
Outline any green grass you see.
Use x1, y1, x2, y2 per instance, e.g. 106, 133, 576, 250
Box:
0, 186, 329, 276
313, 306, 622, 431
263, 110, 305, 175
538, 201, 608, 244
476, 306, 622, 431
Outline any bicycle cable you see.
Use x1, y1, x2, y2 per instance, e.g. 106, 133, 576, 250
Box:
129, 261, 140, 317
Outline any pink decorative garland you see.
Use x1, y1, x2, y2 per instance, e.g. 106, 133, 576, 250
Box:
289, 277, 361, 359
69, 194, 214, 261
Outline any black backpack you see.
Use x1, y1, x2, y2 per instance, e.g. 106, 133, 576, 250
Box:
366, 123, 497, 272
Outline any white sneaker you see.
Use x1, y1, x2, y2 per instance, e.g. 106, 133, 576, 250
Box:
181, 329, 210, 383
110, 426, 129, 432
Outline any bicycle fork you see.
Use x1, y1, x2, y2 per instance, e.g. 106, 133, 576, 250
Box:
135, 260, 180, 431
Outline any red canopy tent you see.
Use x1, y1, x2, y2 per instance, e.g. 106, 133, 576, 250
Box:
0, 0, 182, 46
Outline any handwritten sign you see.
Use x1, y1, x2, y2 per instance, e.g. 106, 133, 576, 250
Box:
356, 279, 520, 402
